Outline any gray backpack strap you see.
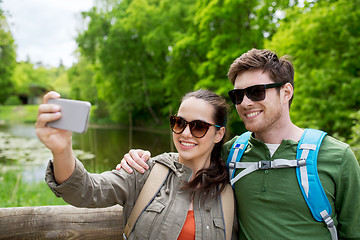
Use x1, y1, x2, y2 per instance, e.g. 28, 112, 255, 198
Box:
230, 159, 305, 185
123, 162, 170, 239
220, 184, 235, 240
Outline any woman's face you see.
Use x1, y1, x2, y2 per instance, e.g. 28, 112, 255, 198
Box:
172, 97, 225, 167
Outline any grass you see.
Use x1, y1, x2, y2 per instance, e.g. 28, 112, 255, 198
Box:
0, 170, 67, 207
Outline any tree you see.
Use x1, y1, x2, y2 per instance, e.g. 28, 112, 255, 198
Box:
77, 0, 195, 124
49, 64, 70, 97
266, 0, 360, 138
0, 11, 16, 104
67, 56, 96, 103
12, 61, 55, 100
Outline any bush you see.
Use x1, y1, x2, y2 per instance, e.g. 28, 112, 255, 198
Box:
4, 95, 22, 105
349, 111, 360, 162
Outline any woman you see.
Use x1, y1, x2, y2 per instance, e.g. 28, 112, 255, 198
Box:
36, 90, 237, 240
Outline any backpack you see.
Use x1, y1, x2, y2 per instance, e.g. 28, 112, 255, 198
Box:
226, 128, 337, 240
123, 161, 235, 240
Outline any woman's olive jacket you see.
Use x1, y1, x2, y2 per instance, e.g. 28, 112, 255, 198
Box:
46, 152, 238, 240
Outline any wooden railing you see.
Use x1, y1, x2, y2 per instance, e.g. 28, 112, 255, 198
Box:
0, 205, 123, 240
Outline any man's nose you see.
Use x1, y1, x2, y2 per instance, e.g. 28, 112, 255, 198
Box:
240, 94, 254, 106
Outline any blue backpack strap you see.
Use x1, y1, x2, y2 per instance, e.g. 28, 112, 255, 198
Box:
226, 131, 252, 181
296, 129, 338, 240
296, 129, 331, 221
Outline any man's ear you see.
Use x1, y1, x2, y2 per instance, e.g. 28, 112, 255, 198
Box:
214, 127, 226, 143
282, 83, 293, 104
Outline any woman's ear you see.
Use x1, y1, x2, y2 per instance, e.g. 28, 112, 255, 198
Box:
214, 127, 226, 143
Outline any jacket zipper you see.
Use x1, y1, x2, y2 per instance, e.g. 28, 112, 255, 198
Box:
198, 193, 205, 240
155, 178, 181, 240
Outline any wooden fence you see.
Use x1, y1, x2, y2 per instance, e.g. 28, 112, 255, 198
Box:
0, 205, 123, 239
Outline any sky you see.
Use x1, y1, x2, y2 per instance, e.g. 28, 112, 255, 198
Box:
2, 0, 94, 67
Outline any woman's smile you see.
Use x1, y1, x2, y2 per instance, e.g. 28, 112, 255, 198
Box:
180, 141, 197, 148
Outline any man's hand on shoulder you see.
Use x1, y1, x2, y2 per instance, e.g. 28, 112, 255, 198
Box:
116, 149, 151, 174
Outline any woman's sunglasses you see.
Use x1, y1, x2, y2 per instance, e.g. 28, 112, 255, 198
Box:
228, 82, 285, 105
170, 116, 221, 138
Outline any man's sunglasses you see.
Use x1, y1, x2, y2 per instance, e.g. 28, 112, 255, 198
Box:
228, 82, 285, 105
170, 116, 221, 138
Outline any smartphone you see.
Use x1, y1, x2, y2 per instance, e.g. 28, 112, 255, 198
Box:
46, 98, 91, 134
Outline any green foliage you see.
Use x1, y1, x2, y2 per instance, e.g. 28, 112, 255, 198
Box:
4, 95, 22, 105
349, 111, 360, 162
11, 61, 69, 98
51, 65, 71, 97
194, 0, 283, 93
0, 14, 16, 104
266, 0, 360, 139
193, 0, 297, 91
77, 0, 196, 124
67, 57, 96, 103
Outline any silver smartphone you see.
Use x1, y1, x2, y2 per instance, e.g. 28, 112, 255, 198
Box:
46, 98, 91, 134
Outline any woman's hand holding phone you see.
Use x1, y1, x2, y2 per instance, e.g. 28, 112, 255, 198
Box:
35, 91, 73, 154
35, 91, 76, 184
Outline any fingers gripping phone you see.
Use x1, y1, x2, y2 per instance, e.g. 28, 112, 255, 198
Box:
46, 98, 91, 134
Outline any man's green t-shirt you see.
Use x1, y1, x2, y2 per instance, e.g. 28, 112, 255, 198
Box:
221, 133, 360, 239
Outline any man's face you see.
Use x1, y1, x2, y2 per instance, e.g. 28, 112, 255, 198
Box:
233, 70, 285, 134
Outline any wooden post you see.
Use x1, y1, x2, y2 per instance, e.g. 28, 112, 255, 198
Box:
169, 106, 174, 152
129, 110, 133, 150
0, 205, 123, 240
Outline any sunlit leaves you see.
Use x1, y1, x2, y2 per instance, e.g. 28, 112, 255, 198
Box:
267, 0, 360, 138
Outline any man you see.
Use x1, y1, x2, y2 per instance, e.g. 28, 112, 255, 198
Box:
119, 49, 360, 239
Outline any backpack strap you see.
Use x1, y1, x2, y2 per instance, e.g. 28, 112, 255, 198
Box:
227, 131, 304, 185
226, 131, 252, 182
220, 184, 235, 240
296, 129, 337, 240
123, 162, 170, 239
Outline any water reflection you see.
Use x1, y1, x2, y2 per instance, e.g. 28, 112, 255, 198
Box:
72, 126, 173, 172
0, 124, 173, 182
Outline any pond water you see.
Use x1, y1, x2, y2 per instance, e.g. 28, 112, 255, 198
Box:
0, 123, 173, 183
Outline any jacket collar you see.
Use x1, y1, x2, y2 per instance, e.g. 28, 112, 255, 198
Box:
153, 152, 192, 181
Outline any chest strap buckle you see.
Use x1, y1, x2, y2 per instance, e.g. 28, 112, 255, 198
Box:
258, 161, 271, 169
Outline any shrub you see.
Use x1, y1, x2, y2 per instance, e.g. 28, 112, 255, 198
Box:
4, 95, 22, 105
349, 111, 360, 162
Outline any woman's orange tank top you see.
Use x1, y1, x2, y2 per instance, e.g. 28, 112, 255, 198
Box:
177, 210, 195, 240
